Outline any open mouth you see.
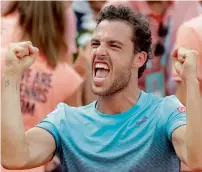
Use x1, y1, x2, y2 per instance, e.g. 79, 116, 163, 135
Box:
94, 62, 110, 83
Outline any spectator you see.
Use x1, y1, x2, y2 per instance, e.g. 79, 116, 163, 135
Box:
1, 1, 83, 172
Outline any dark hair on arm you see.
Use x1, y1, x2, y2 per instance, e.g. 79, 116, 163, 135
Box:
96, 5, 152, 78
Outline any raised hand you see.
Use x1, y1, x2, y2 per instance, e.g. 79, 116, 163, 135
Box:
4, 41, 39, 76
172, 47, 199, 81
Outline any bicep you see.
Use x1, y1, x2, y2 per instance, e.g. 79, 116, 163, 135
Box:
172, 125, 187, 165
23, 127, 56, 169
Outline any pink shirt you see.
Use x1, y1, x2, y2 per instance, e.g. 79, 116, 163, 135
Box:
172, 14, 202, 93
1, 12, 82, 172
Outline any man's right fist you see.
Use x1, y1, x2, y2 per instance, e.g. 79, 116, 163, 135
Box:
4, 41, 39, 76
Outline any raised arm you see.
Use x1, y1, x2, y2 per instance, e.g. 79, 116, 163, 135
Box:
1, 42, 56, 170
171, 48, 202, 171
172, 22, 202, 105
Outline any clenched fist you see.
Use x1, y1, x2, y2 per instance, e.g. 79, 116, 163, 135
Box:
172, 47, 199, 81
4, 41, 39, 76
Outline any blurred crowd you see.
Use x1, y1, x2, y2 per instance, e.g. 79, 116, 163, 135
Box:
1, 1, 202, 172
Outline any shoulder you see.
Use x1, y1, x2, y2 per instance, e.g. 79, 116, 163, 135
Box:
56, 63, 82, 82
52, 63, 83, 96
160, 95, 185, 114
40, 103, 81, 128
146, 93, 185, 118
46, 102, 95, 121
149, 95, 186, 133
145, 92, 164, 107
77, 101, 96, 113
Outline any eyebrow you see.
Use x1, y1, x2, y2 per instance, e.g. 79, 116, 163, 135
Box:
91, 38, 100, 43
91, 38, 124, 46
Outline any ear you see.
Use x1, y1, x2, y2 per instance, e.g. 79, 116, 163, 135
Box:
132, 51, 147, 68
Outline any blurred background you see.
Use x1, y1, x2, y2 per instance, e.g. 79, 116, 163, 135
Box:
1, 0, 202, 172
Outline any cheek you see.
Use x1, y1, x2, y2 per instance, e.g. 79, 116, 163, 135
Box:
111, 61, 125, 75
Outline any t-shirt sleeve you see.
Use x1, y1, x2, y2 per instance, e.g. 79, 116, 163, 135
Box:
171, 23, 201, 82
36, 103, 66, 154
165, 96, 187, 141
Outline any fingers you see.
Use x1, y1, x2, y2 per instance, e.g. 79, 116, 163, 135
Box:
7, 41, 32, 60
172, 47, 198, 77
28, 45, 39, 55
177, 48, 188, 63
13, 41, 32, 55
177, 47, 189, 57
17, 41, 32, 47
173, 60, 183, 75
4, 41, 39, 74
172, 47, 192, 64
20, 45, 38, 69
7, 42, 39, 60
171, 48, 178, 58
20, 54, 36, 70
13, 45, 29, 59
178, 47, 199, 66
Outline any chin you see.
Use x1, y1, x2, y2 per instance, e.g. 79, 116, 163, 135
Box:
92, 84, 109, 96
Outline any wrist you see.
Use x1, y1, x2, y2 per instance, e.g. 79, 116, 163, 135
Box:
3, 65, 22, 77
1, 73, 21, 91
183, 77, 199, 88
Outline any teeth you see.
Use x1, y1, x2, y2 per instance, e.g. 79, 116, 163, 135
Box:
95, 63, 109, 70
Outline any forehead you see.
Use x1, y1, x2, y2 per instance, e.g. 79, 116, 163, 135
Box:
92, 20, 133, 43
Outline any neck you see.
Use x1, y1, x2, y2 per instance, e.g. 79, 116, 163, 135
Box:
96, 73, 141, 114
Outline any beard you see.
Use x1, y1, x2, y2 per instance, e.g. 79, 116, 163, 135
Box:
92, 64, 132, 96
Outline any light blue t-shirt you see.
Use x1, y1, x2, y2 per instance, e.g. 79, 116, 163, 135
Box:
37, 91, 186, 172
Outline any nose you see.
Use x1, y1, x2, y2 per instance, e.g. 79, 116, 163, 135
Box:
94, 43, 107, 57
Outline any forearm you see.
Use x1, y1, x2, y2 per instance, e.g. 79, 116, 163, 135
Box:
176, 81, 186, 106
185, 78, 202, 169
1, 74, 29, 168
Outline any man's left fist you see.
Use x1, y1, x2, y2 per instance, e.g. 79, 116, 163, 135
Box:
172, 47, 199, 80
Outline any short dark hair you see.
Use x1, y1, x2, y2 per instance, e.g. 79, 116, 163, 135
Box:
96, 5, 152, 78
